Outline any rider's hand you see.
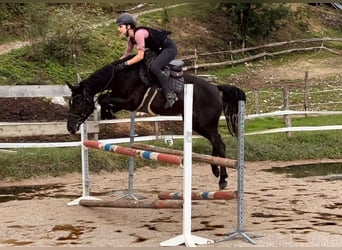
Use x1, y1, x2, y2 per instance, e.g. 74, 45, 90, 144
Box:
116, 61, 127, 71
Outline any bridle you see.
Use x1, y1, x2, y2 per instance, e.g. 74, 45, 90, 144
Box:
67, 94, 94, 129
67, 64, 117, 130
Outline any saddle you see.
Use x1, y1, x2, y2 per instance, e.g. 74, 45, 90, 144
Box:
139, 50, 185, 94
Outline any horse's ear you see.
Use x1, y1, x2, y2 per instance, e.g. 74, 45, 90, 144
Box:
66, 81, 75, 91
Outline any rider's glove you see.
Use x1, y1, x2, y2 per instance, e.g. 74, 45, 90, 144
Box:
116, 61, 128, 71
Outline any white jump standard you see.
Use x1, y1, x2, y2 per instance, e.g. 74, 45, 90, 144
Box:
160, 83, 214, 247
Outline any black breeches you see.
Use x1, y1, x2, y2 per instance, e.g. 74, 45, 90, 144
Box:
150, 38, 177, 91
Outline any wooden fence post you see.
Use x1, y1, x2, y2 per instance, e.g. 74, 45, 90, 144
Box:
304, 71, 310, 117
194, 49, 197, 75
253, 89, 259, 114
154, 120, 160, 139
283, 85, 292, 138
229, 41, 234, 65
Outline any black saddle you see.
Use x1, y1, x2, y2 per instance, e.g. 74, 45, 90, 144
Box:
139, 51, 185, 94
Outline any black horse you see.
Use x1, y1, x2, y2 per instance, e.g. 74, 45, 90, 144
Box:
66, 56, 246, 190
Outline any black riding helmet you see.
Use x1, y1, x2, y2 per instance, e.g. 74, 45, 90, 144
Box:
116, 13, 137, 27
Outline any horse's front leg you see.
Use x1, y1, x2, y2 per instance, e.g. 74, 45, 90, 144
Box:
193, 121, 228, 190
103, 93, 141, 110
219, 166, 228, 190
98, 96, 128, 119
97, 94, 122, 120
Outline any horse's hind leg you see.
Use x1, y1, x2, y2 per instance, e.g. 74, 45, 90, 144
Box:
195, 126, 228, 190
212, 134, 228, 190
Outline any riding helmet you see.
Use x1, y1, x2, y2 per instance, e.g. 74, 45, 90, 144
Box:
116, 13, 137, 27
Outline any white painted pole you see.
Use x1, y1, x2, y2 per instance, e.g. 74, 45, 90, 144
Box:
183, 83, 194, 240
160, 84, 213, 247
67, 67, 100, 205
68, 122, 101, 206
81, 123, 89, 197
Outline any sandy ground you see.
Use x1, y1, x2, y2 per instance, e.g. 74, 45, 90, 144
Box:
0, 159, 341, 247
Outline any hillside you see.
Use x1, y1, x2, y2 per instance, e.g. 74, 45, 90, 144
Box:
0, 3, 341, 86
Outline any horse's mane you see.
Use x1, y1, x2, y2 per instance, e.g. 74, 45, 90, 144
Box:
80, 55, 135, 92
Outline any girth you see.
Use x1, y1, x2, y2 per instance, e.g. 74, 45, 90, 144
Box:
136, 87, 159, 115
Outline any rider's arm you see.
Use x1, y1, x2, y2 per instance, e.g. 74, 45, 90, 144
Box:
120, 38, 134, 59
126, 29, 148, 66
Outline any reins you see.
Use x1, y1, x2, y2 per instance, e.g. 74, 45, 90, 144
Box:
93, 64, 116, 104
68, 64, 117, 123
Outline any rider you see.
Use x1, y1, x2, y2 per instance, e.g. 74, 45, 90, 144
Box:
115, 12, 178, 109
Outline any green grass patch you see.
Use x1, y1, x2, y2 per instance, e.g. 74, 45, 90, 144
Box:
0, 148, 81, 180
244, 131, 341, 161
245, 115, 342, 133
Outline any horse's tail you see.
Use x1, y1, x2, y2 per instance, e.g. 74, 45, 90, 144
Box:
217, 84, 246, 137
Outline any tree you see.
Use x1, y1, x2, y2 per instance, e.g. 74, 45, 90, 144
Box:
233, 3, 251, 48
219, 3, 292, 47
248, 4, 291, 42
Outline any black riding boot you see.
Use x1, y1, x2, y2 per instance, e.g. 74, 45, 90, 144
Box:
158, 72, 178, 109
163, 91, 178, 108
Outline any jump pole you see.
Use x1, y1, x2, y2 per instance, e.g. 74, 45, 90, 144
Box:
132, 143, 237, 169
158, 190, 237, 200
160, 84, 214, 247
79, 199, 183, 209
83, 140, 182, 165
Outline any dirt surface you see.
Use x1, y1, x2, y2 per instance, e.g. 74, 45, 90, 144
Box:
0, 159, 341, 247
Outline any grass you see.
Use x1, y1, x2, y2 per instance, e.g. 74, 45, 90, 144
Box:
245, 131, 341, 161
245, 115, 342, 133
0, 17, 123, 85
0, 148, 81, 180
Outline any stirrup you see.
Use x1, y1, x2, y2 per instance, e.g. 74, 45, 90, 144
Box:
164, 93, 178, 109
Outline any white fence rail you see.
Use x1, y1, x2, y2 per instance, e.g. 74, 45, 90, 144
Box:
1, 109, 341, 149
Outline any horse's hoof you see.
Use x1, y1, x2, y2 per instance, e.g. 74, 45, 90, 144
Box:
219, 180, 227, 190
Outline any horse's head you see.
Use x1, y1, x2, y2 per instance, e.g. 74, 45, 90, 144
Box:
66, 82, 95, 134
